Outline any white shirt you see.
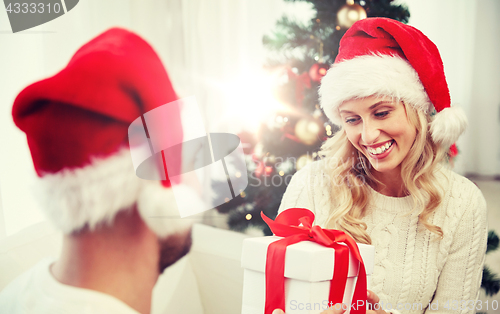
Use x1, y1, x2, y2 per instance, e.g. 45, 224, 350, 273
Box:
0, 257, 140, 314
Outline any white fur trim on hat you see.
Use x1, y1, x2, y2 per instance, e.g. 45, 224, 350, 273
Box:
137, 182, 201, 238
430, 106, 468, 148
319, 54, 433, 125
35, 148, 199, 237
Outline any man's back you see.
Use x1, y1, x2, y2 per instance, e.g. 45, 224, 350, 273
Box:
0, 258, 140, 314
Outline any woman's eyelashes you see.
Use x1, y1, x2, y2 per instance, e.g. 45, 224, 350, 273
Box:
374, 110, 390, 118
345, 117, 359, 124
344, 111, 390, 124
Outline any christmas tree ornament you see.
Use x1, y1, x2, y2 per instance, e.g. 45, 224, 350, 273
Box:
264, 155, 276, 164
239, 130, 257, 154
326, 124, 333, 136
254, 151, 273, 177
309, 63, 330, 82
276, 159, 294, 173
313, 108, 323, 119
287, 68, 312, 107
447, 143, 459, 168
246, 155, 257, 172
254, 162, 264, 177
274, 115, 287, 128
295, 118, 322, 145
337, 0, 367, 29
296, 154, 314, 170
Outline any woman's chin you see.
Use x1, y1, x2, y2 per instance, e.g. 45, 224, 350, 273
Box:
367, 159, 400, 174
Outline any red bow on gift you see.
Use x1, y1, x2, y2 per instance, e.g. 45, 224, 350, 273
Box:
261, 208, 367, 314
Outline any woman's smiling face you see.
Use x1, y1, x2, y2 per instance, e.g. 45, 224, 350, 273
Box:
339, 95, 417, 174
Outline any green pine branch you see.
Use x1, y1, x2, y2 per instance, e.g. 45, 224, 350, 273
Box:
481, 230, 500, 297
487, 230, 499, 253
263, 16, 318, 52
365, 0, 409, 22
263, 0, 410, 65
482, 265, 500, 297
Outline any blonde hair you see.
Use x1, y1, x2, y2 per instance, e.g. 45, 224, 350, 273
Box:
319, 101, 446, 244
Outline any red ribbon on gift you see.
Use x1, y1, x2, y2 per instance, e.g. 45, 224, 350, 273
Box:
261, 208, 367, 314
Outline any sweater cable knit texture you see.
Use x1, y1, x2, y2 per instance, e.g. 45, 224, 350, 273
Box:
278, 161, 488, 314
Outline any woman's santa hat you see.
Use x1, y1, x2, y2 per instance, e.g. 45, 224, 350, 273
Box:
319, 17, 467, 149
12, 28, 198, 237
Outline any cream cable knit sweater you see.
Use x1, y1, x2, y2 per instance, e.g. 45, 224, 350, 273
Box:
278, 161, 488, 314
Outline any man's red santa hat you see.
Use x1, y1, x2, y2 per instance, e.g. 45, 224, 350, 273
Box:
12, 28, 197, 236
319, 17, 467, 149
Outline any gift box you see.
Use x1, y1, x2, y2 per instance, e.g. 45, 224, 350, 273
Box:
240, 209, 375, 314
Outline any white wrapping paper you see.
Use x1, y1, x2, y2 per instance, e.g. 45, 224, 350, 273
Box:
241, 236, 375, 314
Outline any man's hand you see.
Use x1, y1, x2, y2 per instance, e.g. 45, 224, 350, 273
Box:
367, 290, 388, 314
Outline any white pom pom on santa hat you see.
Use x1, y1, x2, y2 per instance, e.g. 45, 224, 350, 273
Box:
137, 182, 202, 238
430, 106, 468, 149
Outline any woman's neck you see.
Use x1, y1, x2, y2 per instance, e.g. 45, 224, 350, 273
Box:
370, 166, 408, 197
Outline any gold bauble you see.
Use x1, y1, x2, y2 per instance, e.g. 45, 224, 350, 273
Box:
337, 3, 367, 28
265, 155, 276, 163
295, 118, 321, 145
296, 154, 314, 171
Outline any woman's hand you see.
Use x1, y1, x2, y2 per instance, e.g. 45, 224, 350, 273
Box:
367, 290, 388, 314
272, 304, 346, 314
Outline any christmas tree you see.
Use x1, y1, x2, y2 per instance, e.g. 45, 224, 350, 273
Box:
482, 231, 500, 298
216, 0, 410, 234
